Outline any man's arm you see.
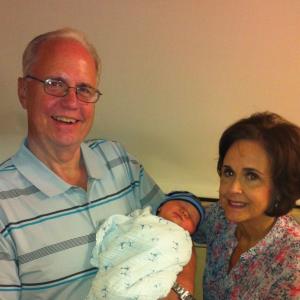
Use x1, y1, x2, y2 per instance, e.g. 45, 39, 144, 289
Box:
113, 142, 165, 211
163, 246, 197, 300
0, 233, 21, 300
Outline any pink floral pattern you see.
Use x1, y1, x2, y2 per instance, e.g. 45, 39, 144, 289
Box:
196, 203, 300, 299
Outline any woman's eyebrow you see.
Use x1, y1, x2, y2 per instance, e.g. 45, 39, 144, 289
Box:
222, 164, 232, 169
243, 167, 263, 175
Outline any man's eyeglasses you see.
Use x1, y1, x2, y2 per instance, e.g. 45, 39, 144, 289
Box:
25, 75, 102, 103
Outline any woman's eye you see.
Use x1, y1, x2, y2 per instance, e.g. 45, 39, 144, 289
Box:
222, 167, 233, 177
246, 172, 259, 181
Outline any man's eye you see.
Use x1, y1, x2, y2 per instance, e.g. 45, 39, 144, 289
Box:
77, 86, 93, 96
47, 80, 64, 88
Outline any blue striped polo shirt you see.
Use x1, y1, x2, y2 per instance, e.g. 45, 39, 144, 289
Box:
0, 139, 164, 299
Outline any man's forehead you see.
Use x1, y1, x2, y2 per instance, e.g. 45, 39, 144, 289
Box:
33, 38, 96, 68
36, 37, 91, 57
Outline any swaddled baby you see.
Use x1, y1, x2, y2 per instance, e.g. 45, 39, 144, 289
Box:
86, 191, 205, 300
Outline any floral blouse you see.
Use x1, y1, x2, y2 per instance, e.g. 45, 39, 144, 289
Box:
195, 202, 300, 299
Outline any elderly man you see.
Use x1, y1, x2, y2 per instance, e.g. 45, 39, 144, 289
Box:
0, 28, 196, 300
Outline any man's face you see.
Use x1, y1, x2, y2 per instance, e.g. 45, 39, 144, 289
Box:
18, 38, 98, 151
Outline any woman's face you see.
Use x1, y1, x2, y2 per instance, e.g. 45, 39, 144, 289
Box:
219, 140, 273, 225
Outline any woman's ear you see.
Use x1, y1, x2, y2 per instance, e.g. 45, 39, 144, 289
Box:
18, 77, 28, 109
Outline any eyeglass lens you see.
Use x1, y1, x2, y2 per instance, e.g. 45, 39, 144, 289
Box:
44, 79, 99, 102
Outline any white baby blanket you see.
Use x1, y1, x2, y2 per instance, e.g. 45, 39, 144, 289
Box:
86, 206, 192, 300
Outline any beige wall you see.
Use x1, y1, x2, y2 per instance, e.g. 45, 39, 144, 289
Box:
1, 1, 300, 201
195, 245, 206, 300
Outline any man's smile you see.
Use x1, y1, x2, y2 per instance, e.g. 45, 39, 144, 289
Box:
52, 115, 79, 124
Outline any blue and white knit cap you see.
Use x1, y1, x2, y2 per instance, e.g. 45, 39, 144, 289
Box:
156, 191, 205, 225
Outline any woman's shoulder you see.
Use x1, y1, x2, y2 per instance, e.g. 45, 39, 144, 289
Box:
205, 202, 227, 225
193, 201, 233, 244
269, 215, 300, 256
277, 214, 300, 239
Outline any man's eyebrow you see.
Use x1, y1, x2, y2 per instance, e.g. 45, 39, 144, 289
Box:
77, 82, 94, 88
47, 76, 65, 82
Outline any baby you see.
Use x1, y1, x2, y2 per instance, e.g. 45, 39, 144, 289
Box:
86, 191, 205, 300
157, 191, 205, 235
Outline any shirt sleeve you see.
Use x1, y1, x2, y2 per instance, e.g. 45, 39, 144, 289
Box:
114, 141, 165, 213
137, 167, 165, 213
266, 246, 300, 299
192, 202, 223, 244
0, 232, 21, 300
267, 275, 300, 299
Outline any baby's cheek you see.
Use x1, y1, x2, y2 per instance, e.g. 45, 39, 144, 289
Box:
182, 220, 195, 234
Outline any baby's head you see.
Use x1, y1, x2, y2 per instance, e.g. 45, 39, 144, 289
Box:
157, 191, 205, 235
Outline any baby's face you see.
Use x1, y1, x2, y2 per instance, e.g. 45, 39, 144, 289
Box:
158, 200, 200, 234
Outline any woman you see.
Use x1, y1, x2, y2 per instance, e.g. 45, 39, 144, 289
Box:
197, 112, 300, 299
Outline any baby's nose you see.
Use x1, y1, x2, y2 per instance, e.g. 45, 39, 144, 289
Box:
180, 208, 188, 217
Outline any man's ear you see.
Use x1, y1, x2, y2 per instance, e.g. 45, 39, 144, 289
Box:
18, 77, 28, 109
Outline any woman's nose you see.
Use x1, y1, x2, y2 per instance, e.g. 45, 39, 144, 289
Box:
229, 178, 243, 194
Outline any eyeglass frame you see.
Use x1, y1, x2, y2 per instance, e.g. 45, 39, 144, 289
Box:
24, 75, 102, 103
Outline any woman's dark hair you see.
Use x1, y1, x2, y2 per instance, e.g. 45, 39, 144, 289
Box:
217, 112, 300, 216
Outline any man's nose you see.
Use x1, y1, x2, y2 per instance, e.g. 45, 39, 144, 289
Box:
62, 87, 79, 108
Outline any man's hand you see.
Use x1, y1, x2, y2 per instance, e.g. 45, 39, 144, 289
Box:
163, 246, 197, 299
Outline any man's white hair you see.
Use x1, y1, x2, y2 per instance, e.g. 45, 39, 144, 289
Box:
22, 27, 101, 83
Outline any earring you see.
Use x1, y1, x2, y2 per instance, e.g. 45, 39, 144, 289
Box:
274, 195, 280, 210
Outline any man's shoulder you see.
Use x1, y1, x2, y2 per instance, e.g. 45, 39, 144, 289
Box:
83, 139, 141, 172
0, 157, 16, 173
84, 138, 134, 161
84, 138, 123, 152
0, 157, 21, 194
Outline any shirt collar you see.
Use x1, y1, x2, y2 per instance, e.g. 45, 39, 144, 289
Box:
80, 142, 104, 180
12, 140, 104, 197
